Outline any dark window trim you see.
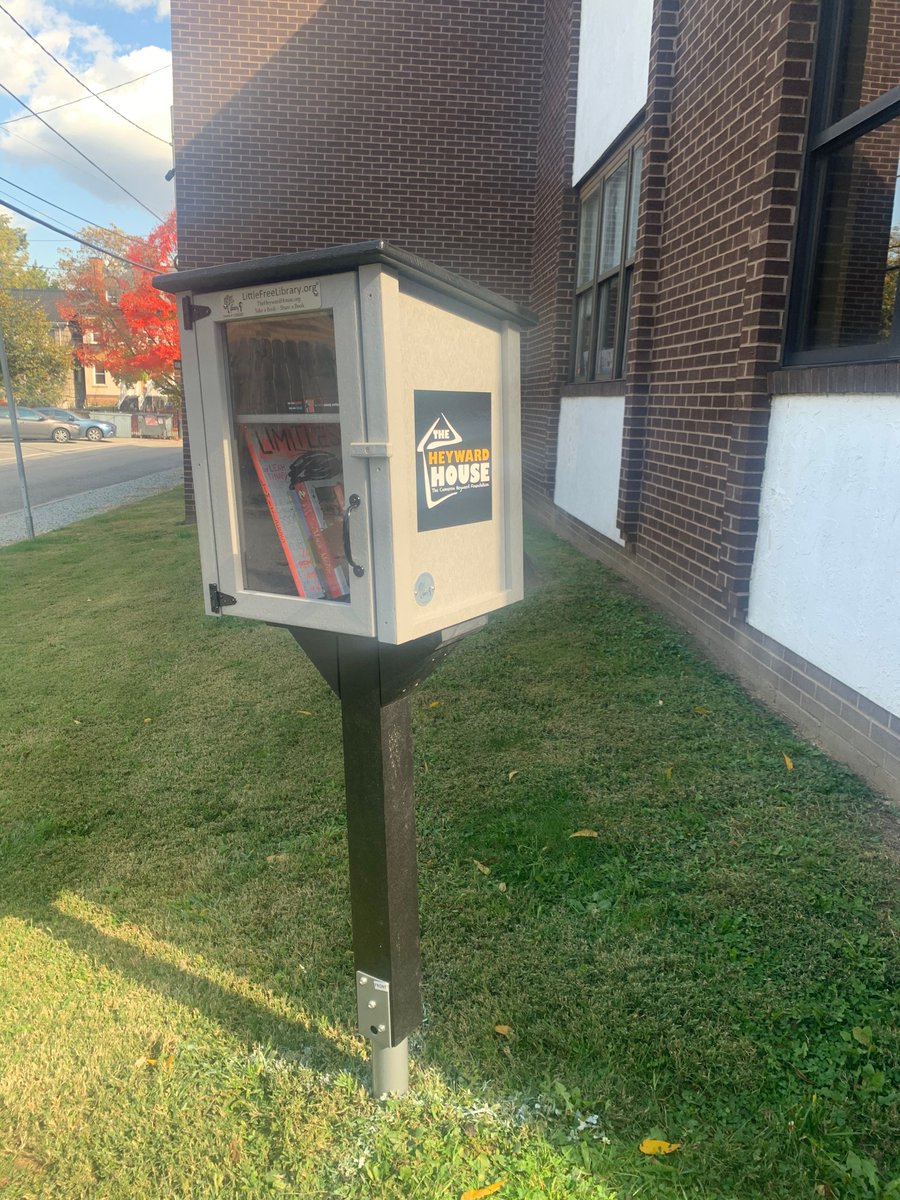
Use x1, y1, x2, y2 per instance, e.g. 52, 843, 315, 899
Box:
572, 108, 645, 191
570, 132, 643, 384
771, 360, 900, 394
785, 0, 900, 367
561, 379, 629, 399
808, 83, 900, 153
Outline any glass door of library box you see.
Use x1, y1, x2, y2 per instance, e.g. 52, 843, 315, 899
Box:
190, 272, 376, 635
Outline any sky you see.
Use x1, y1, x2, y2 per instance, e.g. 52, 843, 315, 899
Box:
0, 0, 173, 274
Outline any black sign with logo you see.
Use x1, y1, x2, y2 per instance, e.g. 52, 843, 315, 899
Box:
414, 390, 493, 532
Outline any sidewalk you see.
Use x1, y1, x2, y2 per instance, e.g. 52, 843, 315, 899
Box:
0, 465, 183, 546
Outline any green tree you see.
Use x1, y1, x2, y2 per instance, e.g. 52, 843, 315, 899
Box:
0, 214, 69, 403
0, 291, 70, 403
0, 212, 53, 287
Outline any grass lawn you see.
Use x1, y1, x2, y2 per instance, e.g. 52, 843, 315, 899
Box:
0, 489, 897, 1200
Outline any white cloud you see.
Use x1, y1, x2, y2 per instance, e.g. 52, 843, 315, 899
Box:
104, 0, 171, 19
0, 0, 174, 224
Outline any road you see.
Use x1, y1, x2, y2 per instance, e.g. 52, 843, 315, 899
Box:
0, 438, 184, 544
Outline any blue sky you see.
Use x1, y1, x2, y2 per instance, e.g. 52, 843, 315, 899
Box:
0, 0, 173, 273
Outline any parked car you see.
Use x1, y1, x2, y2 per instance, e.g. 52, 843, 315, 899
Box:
0, 406, 82, 442
33, 407, 116, 442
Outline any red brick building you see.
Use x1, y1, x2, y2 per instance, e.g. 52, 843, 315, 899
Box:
171, 0, 900, 800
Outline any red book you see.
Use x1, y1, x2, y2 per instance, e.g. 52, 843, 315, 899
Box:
242, 426, 327, 598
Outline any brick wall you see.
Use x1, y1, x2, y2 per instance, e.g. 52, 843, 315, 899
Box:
616, 0, 817, 618
172, 0, 543, 301
521, 0, 581, 506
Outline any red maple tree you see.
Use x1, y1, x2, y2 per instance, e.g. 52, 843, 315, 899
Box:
58, 212, 180, 400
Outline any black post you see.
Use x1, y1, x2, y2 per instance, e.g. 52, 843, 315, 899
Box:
337, 634, 423, 1092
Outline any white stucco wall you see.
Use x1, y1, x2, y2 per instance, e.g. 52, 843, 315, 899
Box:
748, 394, 900, 718
573, 0, 654, 183
554, 395, 625, 544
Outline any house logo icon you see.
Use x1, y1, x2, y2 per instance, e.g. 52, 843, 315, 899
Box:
417, 413, 464, 509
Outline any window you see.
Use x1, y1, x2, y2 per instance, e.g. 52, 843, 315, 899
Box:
789, 0, 900, 363
572, 139, 643, 382
93, 367, 107, 386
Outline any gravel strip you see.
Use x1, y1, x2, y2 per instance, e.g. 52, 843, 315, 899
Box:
0, 466, 184, 547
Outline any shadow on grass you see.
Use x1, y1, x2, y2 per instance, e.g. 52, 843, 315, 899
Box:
15, 901, 363, 1079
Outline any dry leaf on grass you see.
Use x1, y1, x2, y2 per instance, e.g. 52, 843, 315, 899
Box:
461, 1182, 505, 1200
474, 860, 491, 875
429, 701, 442, 709
569, 829, 599, 839
664, 766, 674, 780
266, 853, 290, 864
783, 752, 794, 771
508, 769, 519, 782
693, 706, 711, 715
296, 709, 313, 717
639, 1138, 681, 1156
494, 1024, 512, 1036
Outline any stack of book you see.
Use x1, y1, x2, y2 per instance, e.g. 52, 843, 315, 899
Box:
243, 423, 350, 599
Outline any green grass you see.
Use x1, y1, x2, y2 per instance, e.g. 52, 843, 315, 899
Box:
0, 490, 897, 1199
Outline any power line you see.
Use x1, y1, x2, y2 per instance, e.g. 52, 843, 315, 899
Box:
0, 186, 82, 241
0, 79, 163, 222
0, 4, 171, 146
0, 65, 169, 127
0, 197, 156, 272
0, 172, 133, 242
3, 125, 125, 190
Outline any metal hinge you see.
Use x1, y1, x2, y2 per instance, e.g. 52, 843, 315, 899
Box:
208, 584, 236, 614
182, 297, 211, 331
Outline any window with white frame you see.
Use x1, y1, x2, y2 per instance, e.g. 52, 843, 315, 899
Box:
93, 366, 107, 386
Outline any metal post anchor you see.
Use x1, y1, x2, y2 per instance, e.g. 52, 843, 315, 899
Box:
372, 1038, 409, 1098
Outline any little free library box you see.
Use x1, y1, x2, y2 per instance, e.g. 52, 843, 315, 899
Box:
154, 243, 536, 1097
155, 241, 536, 644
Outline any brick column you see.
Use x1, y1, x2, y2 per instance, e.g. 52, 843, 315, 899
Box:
617, 0, 680, 545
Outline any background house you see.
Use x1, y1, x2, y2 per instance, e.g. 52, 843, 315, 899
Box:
169, 0, 900, 800
8, 286, 125, 408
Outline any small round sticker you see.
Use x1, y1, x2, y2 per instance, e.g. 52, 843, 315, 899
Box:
415, 572, 435, 606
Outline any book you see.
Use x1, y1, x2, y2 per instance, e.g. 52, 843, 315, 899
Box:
288, 455, 349, 599
242, 424, 342, 598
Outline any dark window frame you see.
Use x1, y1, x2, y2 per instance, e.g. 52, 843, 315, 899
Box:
570, 136, 643, 383
786, 0, 900, 366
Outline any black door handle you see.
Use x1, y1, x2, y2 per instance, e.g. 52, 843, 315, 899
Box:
342, 494, 365, 578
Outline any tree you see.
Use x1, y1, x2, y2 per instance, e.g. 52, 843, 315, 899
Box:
0, 212, 53, 288
0, 292, 71, 403
57, 213, 180, 401
0, 214, 69, 403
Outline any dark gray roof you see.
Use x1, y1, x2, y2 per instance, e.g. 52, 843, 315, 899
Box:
9, 288, 68, 324
153, 240, 537, 328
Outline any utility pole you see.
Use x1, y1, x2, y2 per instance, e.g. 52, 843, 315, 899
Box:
0, 318, 35, 539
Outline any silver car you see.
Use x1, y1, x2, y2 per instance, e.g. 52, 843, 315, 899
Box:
34, 407, 116, 443
0, 405, 82, 443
